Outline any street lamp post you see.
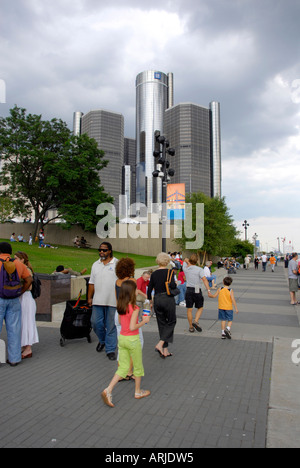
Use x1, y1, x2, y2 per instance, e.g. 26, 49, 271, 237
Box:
152, 131, 175, 252
242, 220, 249, 241
252, 232, 258, 258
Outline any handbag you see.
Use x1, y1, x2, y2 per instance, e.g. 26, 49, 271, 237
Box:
165, 269, 180, 297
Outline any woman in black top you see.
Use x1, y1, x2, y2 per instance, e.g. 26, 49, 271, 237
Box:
147, 252, 177, 358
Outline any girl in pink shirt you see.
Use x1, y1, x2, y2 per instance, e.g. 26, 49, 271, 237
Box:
101, 280, 151, 407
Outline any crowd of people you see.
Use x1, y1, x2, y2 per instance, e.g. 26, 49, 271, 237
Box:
83, 243, 239, 408
4, 238, 298, 410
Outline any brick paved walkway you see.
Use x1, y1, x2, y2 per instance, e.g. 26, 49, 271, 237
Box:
0, 327, 271, 448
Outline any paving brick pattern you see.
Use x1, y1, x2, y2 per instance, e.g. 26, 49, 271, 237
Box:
0, 327, 272, 448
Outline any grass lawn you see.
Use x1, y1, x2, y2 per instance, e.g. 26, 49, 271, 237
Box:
0, 239, 157, 274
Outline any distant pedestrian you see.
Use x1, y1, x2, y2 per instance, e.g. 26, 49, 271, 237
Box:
14, 251, 39, 359
244, 256, 250, 270
38, 229, 44, 248
101, 280, 150, 408
254, 256, 259, 270
88, 242, 118, 361
269, 254, 276, 272
209, 276, 239, 339
288, 253, 299, 305
261, 253, 268, 272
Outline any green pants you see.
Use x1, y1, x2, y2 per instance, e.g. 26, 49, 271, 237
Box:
116, 334, 144, 379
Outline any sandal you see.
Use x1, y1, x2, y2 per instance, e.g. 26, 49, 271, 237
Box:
189, 327, 195, 333
135, 389, 151, 400
192, 321, 202, 332
155, 348, 165, 359
101, 389, 114, 408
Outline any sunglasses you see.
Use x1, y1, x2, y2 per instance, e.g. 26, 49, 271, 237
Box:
98, 248, 109, 252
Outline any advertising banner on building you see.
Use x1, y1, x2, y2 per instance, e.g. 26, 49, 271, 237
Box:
167, 183, 185, 220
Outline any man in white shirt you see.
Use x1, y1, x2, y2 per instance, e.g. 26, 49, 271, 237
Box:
88, 242, 118, 360
261, 253, 268, 272
203, 261, 217, 288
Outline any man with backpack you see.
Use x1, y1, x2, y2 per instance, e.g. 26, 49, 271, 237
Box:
0, 242, 33, 366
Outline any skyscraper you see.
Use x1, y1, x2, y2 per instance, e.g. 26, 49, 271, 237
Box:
164, 101, 221, 198
210, 101, 222, 198
135, 70, 173, 209
80, 109, 124, 214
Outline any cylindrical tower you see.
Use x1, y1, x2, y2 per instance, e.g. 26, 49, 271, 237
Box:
73, 111, 83, 136
135, 70, 171, 209
210, 101, 222, 198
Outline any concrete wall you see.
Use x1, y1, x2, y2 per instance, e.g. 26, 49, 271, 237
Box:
0, 222, 181, 257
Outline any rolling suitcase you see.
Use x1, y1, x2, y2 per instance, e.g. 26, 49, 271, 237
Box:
60, 290, 93, 346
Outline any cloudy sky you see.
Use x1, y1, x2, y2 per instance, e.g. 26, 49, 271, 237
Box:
1, 0, 300, 252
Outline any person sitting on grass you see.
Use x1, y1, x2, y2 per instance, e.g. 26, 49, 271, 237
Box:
51, 265, 87, 277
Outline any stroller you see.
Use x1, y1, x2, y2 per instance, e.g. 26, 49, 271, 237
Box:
227, 262, 237, 274
60, 283, 93, 347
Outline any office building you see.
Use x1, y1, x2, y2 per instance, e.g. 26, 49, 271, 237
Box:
135, 70, 173, 209
210, 101, 222, 197
122, 137, 136, 216
164, 101, 221, 198
78, 109, 124, 215
73, 111, 83, 136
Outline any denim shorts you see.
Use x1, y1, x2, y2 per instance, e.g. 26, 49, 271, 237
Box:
218, 309, 233, 321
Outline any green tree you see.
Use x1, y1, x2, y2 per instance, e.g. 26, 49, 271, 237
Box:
175, 192, 238, 264
0, 195, 15, 222
230, 239, 254, 259
0, 106, 113, 237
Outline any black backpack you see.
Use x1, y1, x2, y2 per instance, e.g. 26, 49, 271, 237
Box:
31, 273, 41, 299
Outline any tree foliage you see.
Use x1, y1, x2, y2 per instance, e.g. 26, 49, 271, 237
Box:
230, 239, 254, 259
0, 195, 14, 222
175, 192, 238, 263
0, 105, 113, 237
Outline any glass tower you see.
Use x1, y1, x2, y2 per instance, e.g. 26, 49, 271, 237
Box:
210, 101, 222, 197
135, 70, 173, 209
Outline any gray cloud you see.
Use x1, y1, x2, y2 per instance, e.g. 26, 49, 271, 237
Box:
1, 0, 300, 247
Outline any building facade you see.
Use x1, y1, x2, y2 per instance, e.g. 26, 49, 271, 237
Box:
210, 101, 222, 198
135, 70, 173, 210
123, 137, 136, 216
78, 109, 124, 215
164, 101, 221, 198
